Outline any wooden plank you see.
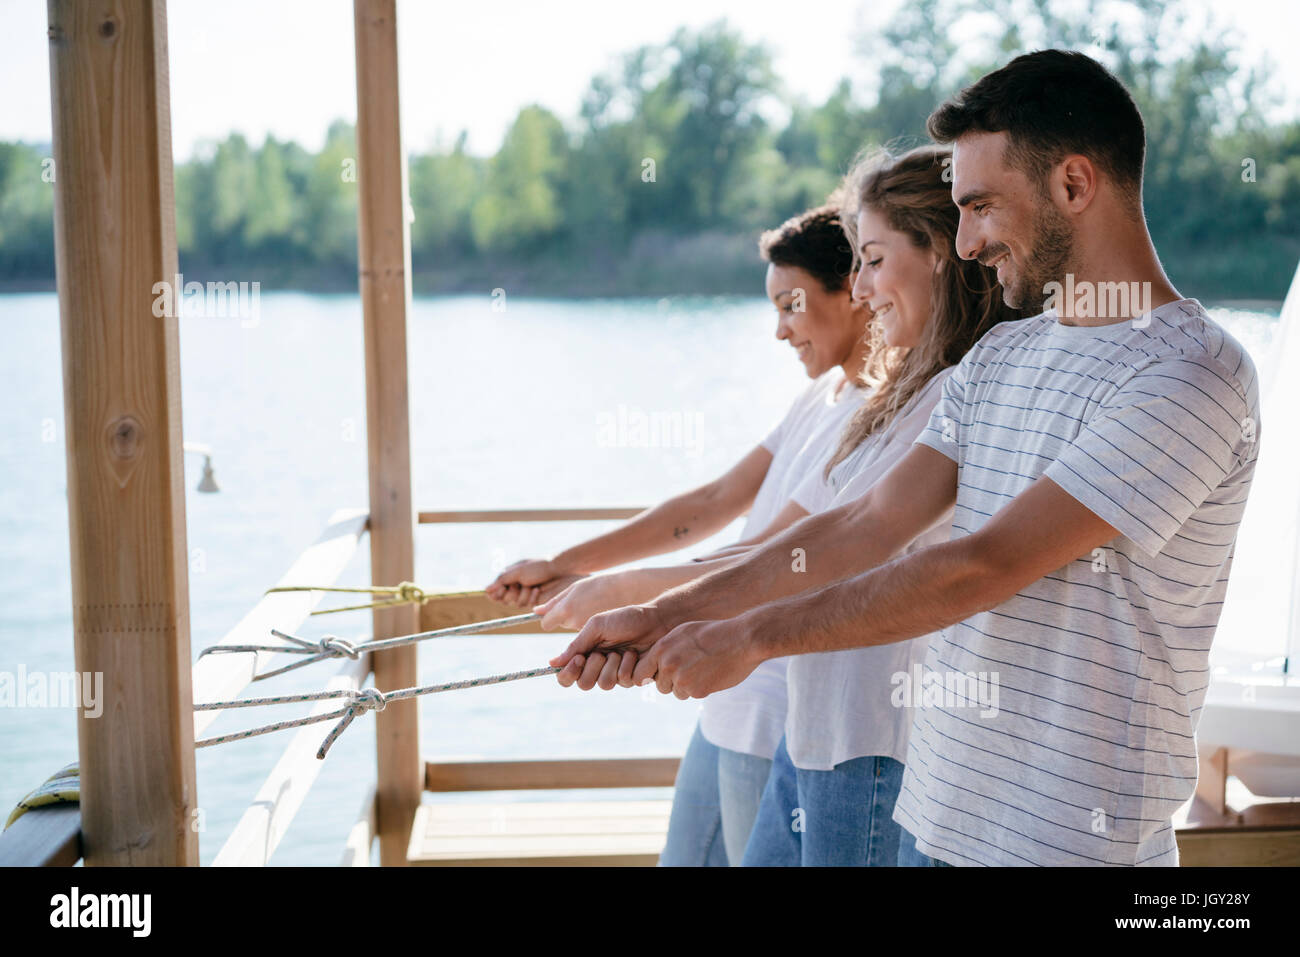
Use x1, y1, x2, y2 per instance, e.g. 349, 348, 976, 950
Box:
419, 508, 646, 524
1193, 746, 1229, 817
420, 834, 667, 854
413, 847, 661, 867
0, 806, 82, 867
426, 800, 672, 820
1178, 794, 1300, 827
192, 508, 367, 738
423, 805, 672, 836
425, 758, 681, 792
1175, 778, 1300, 865
354, 0, 420, 867
409, 801, 669, 867
424, 833, 667, 851
46, 0, 196, 866
1177, 828, 1300, 867
340, 786, 377, 866
212, 654, 371, 867
419, 593, 573, 635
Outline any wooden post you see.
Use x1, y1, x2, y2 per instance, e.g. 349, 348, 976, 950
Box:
46, 0, 198, 865
354, 0, 421, 866
1194, 746, 1230, 818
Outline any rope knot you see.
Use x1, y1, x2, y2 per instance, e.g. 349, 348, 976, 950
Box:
350, 687, 387, 713
394, 581, 426, 604
317, 635, 360, 659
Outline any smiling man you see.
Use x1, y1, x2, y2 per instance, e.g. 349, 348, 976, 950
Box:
550, 50, 1262, 866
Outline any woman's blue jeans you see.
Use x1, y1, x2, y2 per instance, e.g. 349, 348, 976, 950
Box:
741, 734, 906, 866
659, 723, 773, 866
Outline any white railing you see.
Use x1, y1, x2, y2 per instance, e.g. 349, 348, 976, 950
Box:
0, 508, 369, 867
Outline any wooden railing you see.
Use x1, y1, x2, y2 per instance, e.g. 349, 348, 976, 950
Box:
419, 508, 645, 525
192, 509, 369, 738
212, 653, 372, 866
203, 508, 370, 866
340, 786, 379, 867
412, 506, 681, 866
363, 506, 656, 865
0, 508, 369, 866
0, 806, 82, 867
1, 504, 657, 866
425, 758, 680, 792
413, 508, 650, 638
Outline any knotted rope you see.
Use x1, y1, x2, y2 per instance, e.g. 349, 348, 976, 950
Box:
195, 665, 560, 759
194, 611, 561, 759
262, 582, 482, 615
197, 613, 540, 681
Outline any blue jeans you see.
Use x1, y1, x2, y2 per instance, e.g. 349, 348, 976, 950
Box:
742, 734, 906, 866
659, 723, 773, 866
897, 832, 953, 866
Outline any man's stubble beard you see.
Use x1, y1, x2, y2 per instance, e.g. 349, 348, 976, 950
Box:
1008, 202, 1075, 313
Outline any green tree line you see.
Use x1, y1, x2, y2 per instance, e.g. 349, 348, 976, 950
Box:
2, 0, 1297, 299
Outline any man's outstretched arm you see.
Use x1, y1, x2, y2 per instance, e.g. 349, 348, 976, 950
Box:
550, 443, 960, 680
634, 473, 1121, 698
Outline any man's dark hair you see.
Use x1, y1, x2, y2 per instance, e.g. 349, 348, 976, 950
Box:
758, 204, 854, 292
927, 49, 1145, 207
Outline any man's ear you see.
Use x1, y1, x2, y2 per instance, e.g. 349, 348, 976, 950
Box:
1058, 154, 1098, 210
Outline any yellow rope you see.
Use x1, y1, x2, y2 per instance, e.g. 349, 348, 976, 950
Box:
5, 762, 79, 830
263, 583, 485, 615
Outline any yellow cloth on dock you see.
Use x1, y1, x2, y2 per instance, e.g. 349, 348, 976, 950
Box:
4, 762, 79, 830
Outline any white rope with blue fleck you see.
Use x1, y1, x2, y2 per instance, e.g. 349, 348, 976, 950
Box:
197, 612, 541, 681
195, 664, 560, 759
194, 611, 558, 759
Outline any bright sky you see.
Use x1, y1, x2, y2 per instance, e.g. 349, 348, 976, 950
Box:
3, 0, 1297, 159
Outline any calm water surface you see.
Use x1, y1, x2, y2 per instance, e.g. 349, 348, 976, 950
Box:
0, 291, 1283, 863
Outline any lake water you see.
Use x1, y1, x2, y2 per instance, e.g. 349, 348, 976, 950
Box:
0, 291, 1285, 864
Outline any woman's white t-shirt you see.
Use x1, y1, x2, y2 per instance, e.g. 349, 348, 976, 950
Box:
697, 367, 869, 759
782, 368, 956, 770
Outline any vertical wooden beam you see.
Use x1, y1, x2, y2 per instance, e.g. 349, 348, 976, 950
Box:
354, 0, 420, 866
46, 0, 198, 865
1194, 746, 1230, 818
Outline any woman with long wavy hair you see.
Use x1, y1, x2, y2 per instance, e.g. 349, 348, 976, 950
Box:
489, 204, 875, 865
741, 143, 1025, 865
540, 144, 1024, 865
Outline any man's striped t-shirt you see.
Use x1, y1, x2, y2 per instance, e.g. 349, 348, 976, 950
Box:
892, 298, 1260, 866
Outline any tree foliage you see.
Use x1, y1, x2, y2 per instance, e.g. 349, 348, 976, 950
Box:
2, 7, 1296, 298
